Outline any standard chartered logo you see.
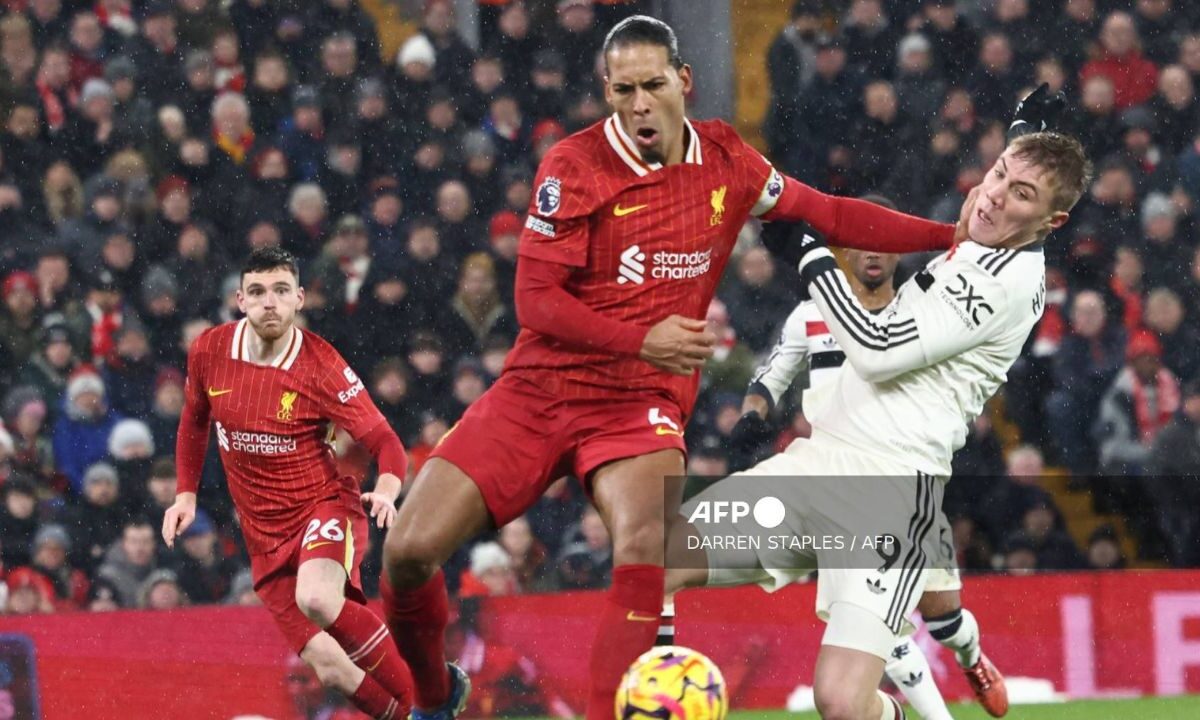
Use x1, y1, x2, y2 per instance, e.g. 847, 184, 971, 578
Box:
687, 497, 786, 529
216, 421, 229, 451
617, 245, 646, 285
215, 420, 297, 455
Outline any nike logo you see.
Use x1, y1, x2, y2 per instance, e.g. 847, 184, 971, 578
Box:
365, 655, 384, 673
655, 426, 683, 437
626, 611, 658, 622
207, 388, 233, 397
613, 203, 648, 217
305, 541, 335, 551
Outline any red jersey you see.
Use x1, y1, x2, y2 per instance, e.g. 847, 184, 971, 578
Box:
507, 114, 783, 417
180, 319, 386, 554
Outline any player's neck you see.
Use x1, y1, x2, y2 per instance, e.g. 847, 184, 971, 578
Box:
245, 323, 295, 365
853, 284, 893, 311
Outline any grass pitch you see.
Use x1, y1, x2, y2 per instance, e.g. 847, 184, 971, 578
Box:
736, 694, 1200, 719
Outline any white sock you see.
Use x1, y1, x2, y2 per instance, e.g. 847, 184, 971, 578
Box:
885, 637, 952, 720
876, 690, 906, 720
656, 599, 675, 646
926, 607, 981, 668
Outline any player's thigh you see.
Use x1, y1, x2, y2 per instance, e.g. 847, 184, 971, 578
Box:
591, 448, 686, 565
295, 558, 349, 607
251, 563, 320, 654
387, 457, 492, 566
917, 587, 961, 618
297, 496, 370, 602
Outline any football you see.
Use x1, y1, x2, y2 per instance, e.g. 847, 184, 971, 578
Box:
615, 645, 728, 720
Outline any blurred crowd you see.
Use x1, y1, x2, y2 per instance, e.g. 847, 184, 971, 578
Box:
0, 0, 1196, 618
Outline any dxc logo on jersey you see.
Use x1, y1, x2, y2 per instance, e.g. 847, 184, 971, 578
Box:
617, 245, 646, 285
687, 496, 786, 529
944, 273, 995, 327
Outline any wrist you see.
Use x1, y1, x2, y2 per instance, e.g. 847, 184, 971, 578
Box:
375, 473, 403, 503
174, 491, 197, 508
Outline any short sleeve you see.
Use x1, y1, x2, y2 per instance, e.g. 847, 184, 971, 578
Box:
518, 146, 593, 268
314, 349, 386, 440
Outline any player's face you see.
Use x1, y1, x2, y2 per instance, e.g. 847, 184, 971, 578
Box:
237, 267, 304, 341
968, 148, 1069, 249
604, 43, 692, 165
846, 249, 898, 291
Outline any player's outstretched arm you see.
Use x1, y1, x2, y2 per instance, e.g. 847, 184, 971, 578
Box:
172, 343, 211, 547
356, 423, 407, 529
763, 176, 961, 253
794, 236, 1009, 383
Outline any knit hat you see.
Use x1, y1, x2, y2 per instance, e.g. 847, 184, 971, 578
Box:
142, 265, 179, 305
469, 541, 511, 575
898, 33, 932, 58
489, 210, 522, 240
397, 34, 436, 68
83, 461, 119, 487
356, 77, 387, 102
81, 78, 115, 105
105, 56, 137, 83
2, 271, 35, 301
2, 386, 45, 425
108, 418, 155, 458
33, 524, 71, 552
1141, 192, 1176, 227
1126, 329, 1162, 361
42, 324, 72, 348
67, 370, 105, 403
461, 129, 496, 159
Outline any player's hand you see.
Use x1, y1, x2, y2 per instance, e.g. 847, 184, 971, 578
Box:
162, 492, 197, 549
762, 222, 828, 274
956, 185, 980, 244
361, 492, 398, 529
729, 411, 774, 453
640, 315, 717, 376
1009, 82, 1067, 141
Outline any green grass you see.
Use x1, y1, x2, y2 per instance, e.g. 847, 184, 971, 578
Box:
733, 694, 1200, 719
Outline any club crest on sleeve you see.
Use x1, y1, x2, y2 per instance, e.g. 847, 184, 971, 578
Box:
536, 176, 562, 216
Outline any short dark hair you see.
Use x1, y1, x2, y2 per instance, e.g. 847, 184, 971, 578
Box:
240, 246, 299, 284
603, 15, 683, 71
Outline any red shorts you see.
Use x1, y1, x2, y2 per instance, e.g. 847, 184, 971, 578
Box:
249, 494, 369, 653
431, 374, 688, 527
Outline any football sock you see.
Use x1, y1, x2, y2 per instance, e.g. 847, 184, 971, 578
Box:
656, 598, 675, 646
884, 637, 952, 720
326, 600, 414, 713
350, 674, 405, 720
876, 690, 907, 720
586, 564, 665, 720
926, 607, 981, 668
380, 569, 451, 709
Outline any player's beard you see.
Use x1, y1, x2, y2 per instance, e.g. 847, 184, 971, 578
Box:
860, 276, 886, 291
249, 312, 291, 342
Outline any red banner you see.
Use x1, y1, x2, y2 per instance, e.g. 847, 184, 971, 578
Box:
0, 571, 1197, 718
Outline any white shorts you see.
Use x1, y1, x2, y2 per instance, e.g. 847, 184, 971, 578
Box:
682, 431, 948, 657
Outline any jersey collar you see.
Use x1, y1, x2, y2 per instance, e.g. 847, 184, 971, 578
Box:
604, 113, 702, 177
231, 317, 304, 370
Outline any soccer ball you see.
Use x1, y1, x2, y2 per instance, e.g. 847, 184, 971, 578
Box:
615, 645, 728, 720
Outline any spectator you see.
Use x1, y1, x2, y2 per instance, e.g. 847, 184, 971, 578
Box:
699, 298, 754, 396
17, 325, 78, 421
913, 0, 977, 84
5, 567, 56, 614
436, 252, 518, 361
139, 457, 177, 532
1094, 329, 1179, 475
1146, 378, 1200, 565
86, 576, 120, 611
0, 272, 41, 378
172, 509, 238, 604
52, 369, 121, 493
720, 246, 796, 354
369, 358, 421, 447
894, 33, 946, 134
765, 0, 823, 163
137, 567, 185, 610
0, 477, 40, 567
843, 0, 899, 81
1144, 287, 1200, 383
420, 0, 475, 93
967, 32, 1023, 123
1046, 290, 1127, 473
1019, 501, 1085, 570
1080, 11, 1158, 110
1086, 524, 1126, 569
1133, 0, 1177, 66
245, 49, 291, 138
555, 506, 611, 590
1150, 65, 1198, 155
498, 515, 552, 593
29, 523, 88, 609
103, 323, 159, 419
459, 541, 517, 598
59, 461, 125, 573
96, 516, 159, 607
1138, 193, 1193, 293
2, 387, 55, 491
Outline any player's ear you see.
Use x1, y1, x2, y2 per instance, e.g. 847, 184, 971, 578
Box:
295, 286, 305, 310
235, 289, 246, 313
1046, 210, 1069, 232
678, 63, 693, 94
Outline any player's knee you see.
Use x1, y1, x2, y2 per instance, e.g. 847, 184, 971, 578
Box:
382, 532, 439, 590
295, 587, 342, 628
812, 684, 872, 720
612, 521, 665, 566
301, 646, 354, 692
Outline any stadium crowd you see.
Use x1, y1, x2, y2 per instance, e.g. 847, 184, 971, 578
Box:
0, 0, 1196, 617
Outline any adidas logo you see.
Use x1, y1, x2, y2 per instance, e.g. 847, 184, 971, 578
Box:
866, 577, 886, 595
901, 671, 924, 688
617, 245, 646, 285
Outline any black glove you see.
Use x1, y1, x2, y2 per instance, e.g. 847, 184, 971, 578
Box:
729, 410, 774, 452
760, 221, 828, 271
1008, 82, 1067, 141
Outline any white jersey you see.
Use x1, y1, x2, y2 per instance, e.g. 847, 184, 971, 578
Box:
750, 300, 842, 409
793, 240, 1046, 476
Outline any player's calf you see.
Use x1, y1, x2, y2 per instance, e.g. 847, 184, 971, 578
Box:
301, 634, 365, 695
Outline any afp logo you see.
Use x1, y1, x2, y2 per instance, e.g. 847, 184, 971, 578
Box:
687, 497, 786, 529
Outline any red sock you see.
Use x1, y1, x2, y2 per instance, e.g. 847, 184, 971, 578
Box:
586, 564, 665, 720
326, 600, 414, 714
350, 674, 404, 720
380, 568, 450, 709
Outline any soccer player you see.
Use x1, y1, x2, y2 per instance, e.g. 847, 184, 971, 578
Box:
163, 247, 415, 720
739, 195, 1000, 720
378, 17, 965, 720
666, 132, 1092, 720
